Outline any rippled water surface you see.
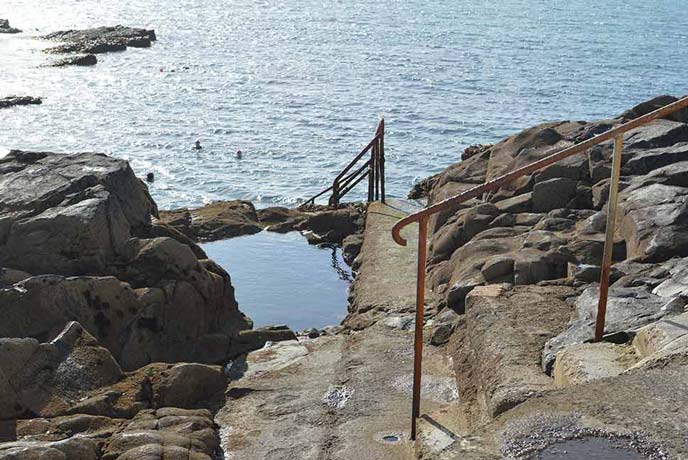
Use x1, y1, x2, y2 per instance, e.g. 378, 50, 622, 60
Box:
202, 231, 351, 330
2, 1, 687, 208
535, 438, 646, 460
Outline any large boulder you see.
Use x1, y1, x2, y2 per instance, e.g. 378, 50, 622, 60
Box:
623, 119, 688, 150
143, 363, 226, 409
620, 94, 688, 124
531, 177, 578, 212
543, 285, 679, 372
619, 167, 688, 262
0, 322, 123, 419
0, 151, 156, 275
296, 204, 365, 245
0, 151, 251, 369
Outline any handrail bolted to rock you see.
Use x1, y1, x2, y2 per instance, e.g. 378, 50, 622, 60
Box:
303, 119, 385, 207
391, 96, 688, 441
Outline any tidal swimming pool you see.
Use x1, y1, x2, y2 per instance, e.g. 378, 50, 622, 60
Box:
202, 231, 351, 332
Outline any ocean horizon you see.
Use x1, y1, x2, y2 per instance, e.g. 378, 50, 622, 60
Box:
2, 0, 687, 209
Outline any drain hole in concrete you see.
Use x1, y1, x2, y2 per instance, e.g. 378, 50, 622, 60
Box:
535, 437, 647, 460
382, 435, 400, 443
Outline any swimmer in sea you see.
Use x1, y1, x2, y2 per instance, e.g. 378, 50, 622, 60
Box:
236, 149, 242, 159
193, 140, 202, 150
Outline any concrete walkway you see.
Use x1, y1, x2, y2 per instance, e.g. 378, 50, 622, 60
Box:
215, 200, 457, 460
352, 199, 425, 314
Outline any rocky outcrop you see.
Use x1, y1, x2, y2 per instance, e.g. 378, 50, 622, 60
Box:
50, 54, 97, 67
0, 150, 251, 369
227, 325, 298, 358
160, 201, 366, 249
42, 26, 156, 63
408, 174, 440, 200
0, 19, 21, 34
295, 204, 365, 245
0, 322, 122, 419
158, 201, 263, 241
423, 96, 688, 317
409, 96, 688, 449
0, 96, 41, 109
102, 408, 220, 460
0, 321, 226, 458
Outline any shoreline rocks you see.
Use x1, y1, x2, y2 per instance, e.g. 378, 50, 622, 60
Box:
0, 96, 42, 109
0, 150, 260, 459
43, 25, 156, 55
0, 19, 21, 34
392, 96, 688, 459
159, 200, 263, 241
159, 201, 366, 249
402, 95, 688, 454
50, 54, 97, 67
41, 25, 156, 66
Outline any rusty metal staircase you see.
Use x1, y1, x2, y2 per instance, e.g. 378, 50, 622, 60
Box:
302, 119, 385, 207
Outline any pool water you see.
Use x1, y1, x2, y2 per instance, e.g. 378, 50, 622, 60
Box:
202, 231, 351, 331
535, 438, 646, 460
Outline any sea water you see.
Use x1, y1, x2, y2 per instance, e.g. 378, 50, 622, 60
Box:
1, 0, 687, 209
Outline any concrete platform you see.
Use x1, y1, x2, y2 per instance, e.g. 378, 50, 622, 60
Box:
216, 199, 456, 460
346, 199, 429, 329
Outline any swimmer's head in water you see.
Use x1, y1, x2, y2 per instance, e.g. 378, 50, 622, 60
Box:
195, 140, 202, 149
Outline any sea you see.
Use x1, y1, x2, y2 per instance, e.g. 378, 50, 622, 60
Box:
2, 0, 687, 210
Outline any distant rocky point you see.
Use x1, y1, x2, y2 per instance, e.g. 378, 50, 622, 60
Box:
0, 96, 42, 109
42, 25, 156, 64
0, 19, 21, 34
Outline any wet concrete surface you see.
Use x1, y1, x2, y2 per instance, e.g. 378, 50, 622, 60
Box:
216, 326, 457, 460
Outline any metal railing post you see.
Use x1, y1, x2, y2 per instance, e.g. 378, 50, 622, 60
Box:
374, 142, 380, 201
410, 216, 428, 441
368, 144, 375, 202
595, 135, 624, 342
379, 120, 385, 203
331, 182, 339, 207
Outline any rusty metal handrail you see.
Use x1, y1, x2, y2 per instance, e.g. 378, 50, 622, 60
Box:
303, 119, 385, 207
392, 96, 688, 441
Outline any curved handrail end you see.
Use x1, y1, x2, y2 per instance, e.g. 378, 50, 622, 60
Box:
392, 215, 417, 246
